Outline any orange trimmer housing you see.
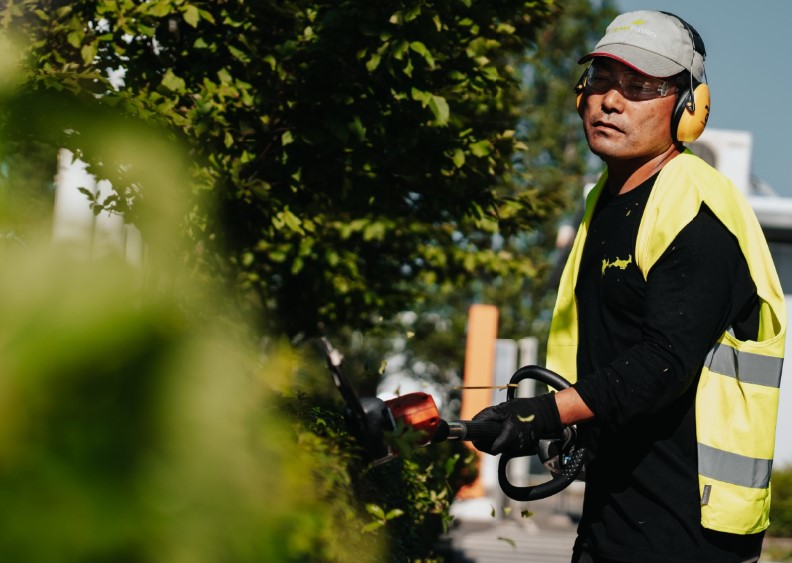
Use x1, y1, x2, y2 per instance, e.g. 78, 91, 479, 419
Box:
385, 392, 442, 446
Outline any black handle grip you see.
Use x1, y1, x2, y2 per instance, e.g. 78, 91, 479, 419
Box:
499, 446, 587, 501
457, 420, 502, 442
506, 365, 571, 401
430, 419, 502, 443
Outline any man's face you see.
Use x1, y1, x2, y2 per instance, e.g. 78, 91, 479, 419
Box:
580, 58, 679, 164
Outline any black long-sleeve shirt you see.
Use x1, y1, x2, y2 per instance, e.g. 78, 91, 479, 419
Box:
571, 173, 763, 563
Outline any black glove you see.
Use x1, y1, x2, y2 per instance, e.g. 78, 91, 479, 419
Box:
471, 393, 563, 456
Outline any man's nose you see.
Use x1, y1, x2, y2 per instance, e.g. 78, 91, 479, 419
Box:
600, 86, 626, 112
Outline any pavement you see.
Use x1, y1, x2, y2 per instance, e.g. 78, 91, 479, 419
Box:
439, 484, 791, 562
438, 483, 582, 562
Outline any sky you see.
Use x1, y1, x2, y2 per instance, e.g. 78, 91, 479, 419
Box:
610, 0, 792, 197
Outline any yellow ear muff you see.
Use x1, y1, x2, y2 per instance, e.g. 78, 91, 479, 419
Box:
675, 82, 710, 143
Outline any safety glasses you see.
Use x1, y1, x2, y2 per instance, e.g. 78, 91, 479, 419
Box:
585, 64, 675, 101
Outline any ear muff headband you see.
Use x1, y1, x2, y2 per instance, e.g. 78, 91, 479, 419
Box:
659, 11, 707, 57
663, 12, 709, 143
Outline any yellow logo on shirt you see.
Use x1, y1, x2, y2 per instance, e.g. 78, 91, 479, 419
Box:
602, 254, 633, 276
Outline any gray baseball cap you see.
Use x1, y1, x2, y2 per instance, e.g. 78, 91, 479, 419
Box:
579, 10, 705, 80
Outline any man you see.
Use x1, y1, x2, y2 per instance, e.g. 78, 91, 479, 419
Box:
473, 11, 786, 563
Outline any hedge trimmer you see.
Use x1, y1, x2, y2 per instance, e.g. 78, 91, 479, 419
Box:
320, 337, 587, 501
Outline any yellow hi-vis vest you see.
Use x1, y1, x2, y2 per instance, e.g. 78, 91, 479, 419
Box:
547, 151, 786, 534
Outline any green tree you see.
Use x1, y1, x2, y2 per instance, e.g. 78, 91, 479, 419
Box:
2, 0, 571, 339
363, 0, 618, 396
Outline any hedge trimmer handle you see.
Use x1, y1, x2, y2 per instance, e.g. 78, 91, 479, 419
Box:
494, 365, 588, 501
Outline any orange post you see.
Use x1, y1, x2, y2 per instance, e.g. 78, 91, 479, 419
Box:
457, 304, 498, 499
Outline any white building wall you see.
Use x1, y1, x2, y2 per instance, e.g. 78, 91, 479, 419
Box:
52, 149, 143, 265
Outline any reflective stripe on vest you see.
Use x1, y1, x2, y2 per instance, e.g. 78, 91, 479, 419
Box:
705, 342, 783, 388
698, 443, 772, 489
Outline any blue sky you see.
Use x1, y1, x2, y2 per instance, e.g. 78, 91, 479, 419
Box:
610, 0, 792, 197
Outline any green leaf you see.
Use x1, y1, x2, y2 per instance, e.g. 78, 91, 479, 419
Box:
392, 39, 409, 60
290, 257, 303, 275
366, 53, 381, 72
147, 1, 172, 17
228, 44, 250, 63
385, 508, 404, 520
365, 504, 386, 520
363, 222, 385, 241
217, 68, 232, 84
497, 537, 517, 549
409, 41, 435, 68
470, 140, 492, 157
402, 58, 413, 78
451, 148, 465, 168
410, 88, 431, 106
444, 454, 460, 478
361, 521, 384, 533
404, 5, 421, 21
198, 9, 216, 24
161, 69, 186, 93
429, 95, 449, 125
350, 116, 366, 141
183, 5, 200, 28
80, 43, 97, 65
67, 30, 83, 49
275, 209, 304, 234
76, 187, 96, 201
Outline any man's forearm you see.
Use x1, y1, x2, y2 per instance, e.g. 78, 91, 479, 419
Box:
554, 387, 595, 426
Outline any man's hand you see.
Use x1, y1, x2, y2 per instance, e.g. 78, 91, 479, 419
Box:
472, 393, 563, 456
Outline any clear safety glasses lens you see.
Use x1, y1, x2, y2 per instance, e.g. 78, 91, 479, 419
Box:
586, 66, 674, 101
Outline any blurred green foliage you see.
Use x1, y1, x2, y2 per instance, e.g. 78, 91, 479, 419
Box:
0, 232, 471, 561
0, 239, 391, 561
771, 464, 792, 538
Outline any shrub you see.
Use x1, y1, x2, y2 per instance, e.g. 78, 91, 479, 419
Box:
771, 463, 792, 538
291, 396, 476, 562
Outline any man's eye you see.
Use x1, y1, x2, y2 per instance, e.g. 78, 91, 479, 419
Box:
628, 82, 653, 91
589, 76, 611, 88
